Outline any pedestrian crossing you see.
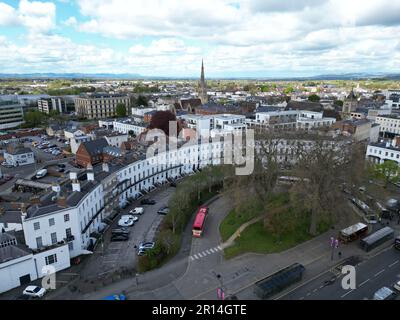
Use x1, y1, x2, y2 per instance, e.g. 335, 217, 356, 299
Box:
189, 245, 223, 261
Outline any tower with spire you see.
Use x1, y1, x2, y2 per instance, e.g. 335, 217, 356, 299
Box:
198, 59, 208, 104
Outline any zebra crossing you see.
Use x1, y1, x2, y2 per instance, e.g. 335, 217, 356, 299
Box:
189, 245, 224, 261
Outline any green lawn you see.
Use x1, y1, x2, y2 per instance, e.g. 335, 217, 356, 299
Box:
219, 193, 292, 242
223, 220, 313, 259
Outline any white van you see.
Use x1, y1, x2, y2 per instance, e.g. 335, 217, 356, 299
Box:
35, 169, 48, 179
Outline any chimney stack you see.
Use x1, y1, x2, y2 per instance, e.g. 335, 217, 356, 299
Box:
102, 162, 110, 172
51, 183, 61, 194
57, 196, 68, 208
72, 181, 81, 192
87, 170, 95, 181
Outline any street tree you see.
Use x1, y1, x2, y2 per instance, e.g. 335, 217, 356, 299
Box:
369, 160, 400, 188
116, 103, 127, 118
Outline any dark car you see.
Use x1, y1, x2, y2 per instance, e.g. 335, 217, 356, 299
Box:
112, 228, 130, 235
57, 168, 65, 173
57, 164, 66, 168
170, 182, 177, 187
140, 198, 156, 205
111, 234, 129, 242
157, 206, 170, 215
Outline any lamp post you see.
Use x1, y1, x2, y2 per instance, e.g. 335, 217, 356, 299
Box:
330, 237, 339, 261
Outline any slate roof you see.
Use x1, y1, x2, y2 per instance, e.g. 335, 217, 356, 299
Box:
81, 138, 109, 157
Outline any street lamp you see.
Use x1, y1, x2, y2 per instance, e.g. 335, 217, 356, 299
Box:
330, 237, 339, 261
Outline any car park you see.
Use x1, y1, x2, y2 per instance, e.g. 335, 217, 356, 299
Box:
140, 198, 156, 205
129, 207, 144, 215
23, 286, 47, 298
157, 206, 170, 215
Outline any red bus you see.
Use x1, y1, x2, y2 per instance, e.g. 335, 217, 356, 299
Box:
192, 206, 209, 237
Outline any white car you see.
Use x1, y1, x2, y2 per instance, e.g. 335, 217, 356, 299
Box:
118, 215, 138, 227
23, 286, 47, 298
394, 280, 400, 292
129, 207, 144, 215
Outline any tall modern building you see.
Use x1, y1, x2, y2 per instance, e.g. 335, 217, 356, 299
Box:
198, 59, 208, 104
38, 97, 67, 114
0, 97, 24, 130
74, 93, 130, 119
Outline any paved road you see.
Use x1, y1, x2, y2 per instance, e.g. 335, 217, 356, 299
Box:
279, 246, 400, 300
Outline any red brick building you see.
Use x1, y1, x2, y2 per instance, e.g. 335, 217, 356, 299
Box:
75, 138, 109, 167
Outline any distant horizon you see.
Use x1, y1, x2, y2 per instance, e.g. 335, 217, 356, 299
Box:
1, 71, 399, 81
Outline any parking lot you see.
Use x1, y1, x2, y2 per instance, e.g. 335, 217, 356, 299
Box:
79, 186, 176, 280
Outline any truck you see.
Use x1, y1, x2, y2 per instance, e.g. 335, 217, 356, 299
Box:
35, 169, 48, 179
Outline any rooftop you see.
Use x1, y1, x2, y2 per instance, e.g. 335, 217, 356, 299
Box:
0, 245, 31, 264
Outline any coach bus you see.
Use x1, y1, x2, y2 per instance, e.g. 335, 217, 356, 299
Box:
339, 222, 368, 244
192, 206, 209, 237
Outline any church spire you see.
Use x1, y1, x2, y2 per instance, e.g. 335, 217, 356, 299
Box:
199, 59, 208, 104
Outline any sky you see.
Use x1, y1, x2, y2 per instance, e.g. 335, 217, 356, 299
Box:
0, 0, 400, 77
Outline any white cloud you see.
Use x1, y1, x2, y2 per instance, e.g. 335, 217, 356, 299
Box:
0, 2, 19, 26
63, 16, 77, 27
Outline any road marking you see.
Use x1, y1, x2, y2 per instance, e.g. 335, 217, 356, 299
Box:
209, 248, 215, 253
193, 254, 199, 259
206, 250, 211, 254
306, 292, 311, 296
358, 279, 370, 287
190, 256, 195, 261
313, 288, 318, 293
299, 297, 305, 300
319, 285, 324, 289
374, 269, 385, 277
217, 246, 222, 251
197, 253, 203, 258
388, 260, 399, 268
340, 290, 354, 298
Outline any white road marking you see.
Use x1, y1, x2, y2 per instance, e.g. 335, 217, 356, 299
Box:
319, 285, 324, 289
313, 289, 318, 293
209, 248, 216, 253
193, 254, 199, 259
340, 290, 354, 298
190, 256, 195, 261
388, 260, 399, 268
299, 297, 305, 300
206, 250, 211, 254
197, 253, 203, 258
374, 269, 385, 277
217, 246, 222, 250
358, 279, 370, 287
306, 292, 311, 296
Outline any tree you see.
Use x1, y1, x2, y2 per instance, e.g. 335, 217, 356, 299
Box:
369, 160, 400, 188
334, 100, 344, 107
136, 95, 148, 107
283, 86, 294, 95
308, 94, 321, 103
148, 110, 180, 136
24, 110, 46, 127
116, 103, 127, 118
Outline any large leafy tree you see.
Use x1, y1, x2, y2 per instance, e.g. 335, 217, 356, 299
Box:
369, 160, 400, 188
116, 103, 127, 118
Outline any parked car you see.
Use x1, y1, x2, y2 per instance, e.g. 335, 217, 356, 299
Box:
129, 207, 144, 215
373, 287, 397, 300
117, 215, 137, 227
140, 198, 156, 205
111, 234, 129, 242
393, 280, 400, 292
57, 164, 66, 168
23, 286, 47, 298
170, 182, 177, 187
157, 206, 170, 215
139, 242, 155, 251
57, 168, 65, 173
111, 228, 130, 235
